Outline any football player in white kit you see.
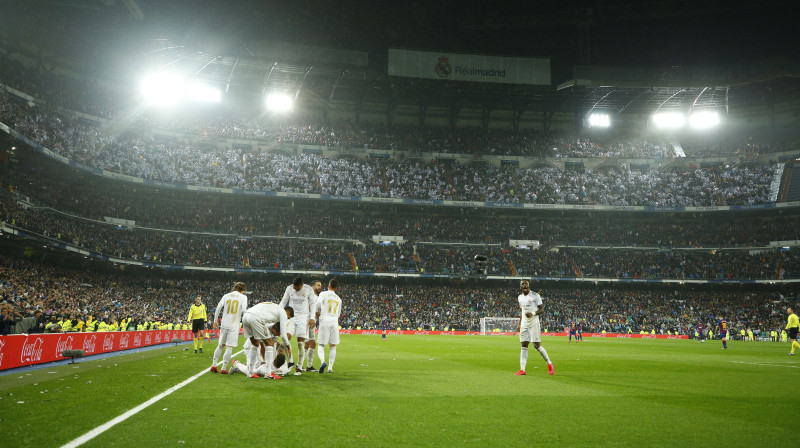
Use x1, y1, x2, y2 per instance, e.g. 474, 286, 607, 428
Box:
515, 280, 554, 376
303, 280, 323, 371
230, 326, 288, 377
278, 276, 317, 375
241, 302, 293, 379
315, 278, 342, 374
210, 282, 248, 374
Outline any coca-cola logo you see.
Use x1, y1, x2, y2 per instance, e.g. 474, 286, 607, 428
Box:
82, 335, 97, 354
20, 337, 45, 363
55, 336, 75, 356
592, 334, 607, 337
387, 331, 403, 335
0, 338, 6, 367
642, 335, 656, 339
616, 334, 631, 338
439, 331, 456, 335
102, 334, 114, 351
361, 331, 379, 335
118, 334, 130, 349
415, 331, 430, 335
145, 333, 152, 345
667, 335, 682, 339
133, 334, 142, 347
155, 333, 162, 343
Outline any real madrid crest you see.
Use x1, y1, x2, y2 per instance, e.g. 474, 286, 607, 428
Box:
435, 57, 451, 78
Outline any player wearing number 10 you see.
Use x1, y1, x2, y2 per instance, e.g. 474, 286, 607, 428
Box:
210, 282, 248, 374
316, 278, 342, 374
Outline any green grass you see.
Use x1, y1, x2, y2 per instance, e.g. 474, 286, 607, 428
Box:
1, 336, 797, 448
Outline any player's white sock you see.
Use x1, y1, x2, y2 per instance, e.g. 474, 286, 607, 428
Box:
248, 345, 260, 375
264, 346, 275, 375
317, 344, 325, 364
329, 346, 336, 369
298, 345, 306, 369
520, 347, 528, 371
222, 347, 232, 371
212, 344, 223, 366
305, 347, 313, 367
537, 345, 552, 364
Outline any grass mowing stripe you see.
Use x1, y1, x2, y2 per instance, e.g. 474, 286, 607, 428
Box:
59, 349, 243, 448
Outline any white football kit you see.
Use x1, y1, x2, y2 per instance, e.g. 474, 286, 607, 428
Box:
242, 302, 289, 345
279, 284, 316, 339
214, 290, 247, 347
518, 292, 543, 343
317, 290, 342, 346
307, 293, 320, 341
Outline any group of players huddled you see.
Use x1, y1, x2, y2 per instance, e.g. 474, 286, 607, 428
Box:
205, 276, 343, 379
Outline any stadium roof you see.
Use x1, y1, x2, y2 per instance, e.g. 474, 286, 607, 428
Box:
1, 0, 799, 115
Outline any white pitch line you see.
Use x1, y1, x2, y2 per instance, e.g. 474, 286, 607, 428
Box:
61, 350, 244, 448
729, 361, 800, 368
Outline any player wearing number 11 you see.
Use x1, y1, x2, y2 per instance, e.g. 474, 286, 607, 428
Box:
210, 282, 248, 374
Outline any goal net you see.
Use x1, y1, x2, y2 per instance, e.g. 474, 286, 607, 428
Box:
480, 317, 520, 335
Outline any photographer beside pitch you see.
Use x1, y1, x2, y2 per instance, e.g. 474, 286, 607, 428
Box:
515, 280, 554, 376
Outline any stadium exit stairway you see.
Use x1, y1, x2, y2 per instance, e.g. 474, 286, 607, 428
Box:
348, 252, 357, 271
783, 162, 800, 202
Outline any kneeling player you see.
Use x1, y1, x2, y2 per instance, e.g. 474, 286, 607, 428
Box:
231, 338, 287, 378
241, 302, 293, 379
515, 280, 554, 376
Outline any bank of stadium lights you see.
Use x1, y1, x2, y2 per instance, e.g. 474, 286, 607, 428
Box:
688, 111, 720, 129
141, 73, 221, 106
587, 113, 611, 128
651, 112, 686, 129
652, 111, 721, 130
265, 92, 293, 112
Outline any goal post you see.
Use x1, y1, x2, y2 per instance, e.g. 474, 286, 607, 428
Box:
480, 317, 520, 335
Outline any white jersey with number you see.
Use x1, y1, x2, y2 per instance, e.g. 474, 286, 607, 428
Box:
279, 284, 316, 317
317, 290, 342, 345
214, 291, 247, 330
518, 292, 543, 329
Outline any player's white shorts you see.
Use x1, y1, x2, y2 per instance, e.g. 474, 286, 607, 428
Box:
218, 327, 240, 347
318, 321, 340, 345
287, 316, 309, 339
242, 313, 269, 341
519, 319, 541, 343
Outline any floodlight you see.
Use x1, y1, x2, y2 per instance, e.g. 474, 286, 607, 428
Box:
588, 113, 610, 128
689, 111, 720, 129
186, 82, 221, 103
266, 93, 293, 112
141, 73, 183, 106
652, 112, 685, 129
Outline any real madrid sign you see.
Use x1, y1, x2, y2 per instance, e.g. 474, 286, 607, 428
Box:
389, 49, 550, 85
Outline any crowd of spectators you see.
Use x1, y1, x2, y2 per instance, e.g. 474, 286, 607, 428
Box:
0, 255, 792, 336
0, 88, 782, 205
0, 78, 790, 208
3, 188, 800, 280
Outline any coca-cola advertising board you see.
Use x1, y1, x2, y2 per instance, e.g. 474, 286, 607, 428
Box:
0, 330, 219, 371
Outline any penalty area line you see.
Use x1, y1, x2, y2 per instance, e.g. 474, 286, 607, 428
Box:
60, 350, 244, 448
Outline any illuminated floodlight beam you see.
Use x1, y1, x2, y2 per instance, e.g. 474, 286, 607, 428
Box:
652, 112, 685, 129
266, 93, 293, 112
689, 111, 720, 129
186, 82, 221, 103
141, 73, 183, 106
588, 113, 610, 128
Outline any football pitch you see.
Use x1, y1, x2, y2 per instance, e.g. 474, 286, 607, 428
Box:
1, 335, 797, 448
